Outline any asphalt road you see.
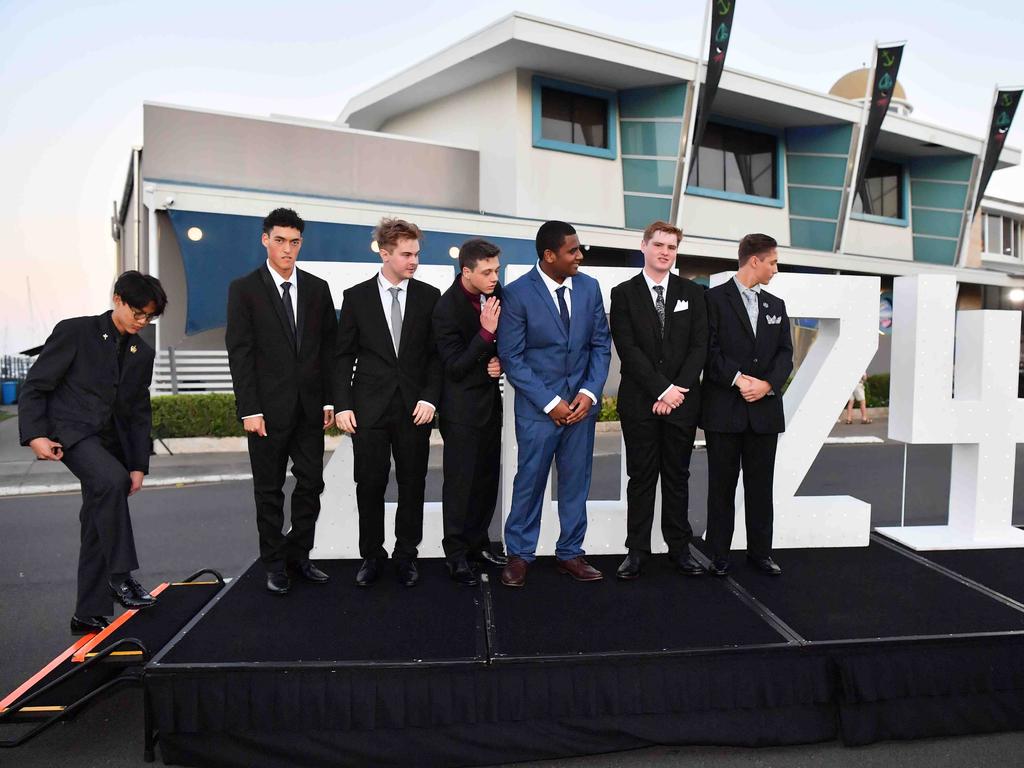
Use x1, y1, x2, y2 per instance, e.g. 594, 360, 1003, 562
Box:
3, 443, 1024, 766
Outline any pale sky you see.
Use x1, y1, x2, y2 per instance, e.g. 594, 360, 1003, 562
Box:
1, 0, 1022, 354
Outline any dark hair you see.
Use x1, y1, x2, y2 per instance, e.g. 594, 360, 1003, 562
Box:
374, 217, 423, 251
262, 208, 305, 235
458, 238, 501, 272
535, 220, 576, 260
738, 233, 778, 266
114, 271, 167, 316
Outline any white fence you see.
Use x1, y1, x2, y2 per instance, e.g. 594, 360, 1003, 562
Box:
152, 349, 233, 396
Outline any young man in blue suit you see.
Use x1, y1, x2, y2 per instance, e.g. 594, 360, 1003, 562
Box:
497, 220, 611, 587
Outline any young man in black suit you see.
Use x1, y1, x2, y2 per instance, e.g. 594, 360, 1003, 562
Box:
334, 218, 442, 588
226, 208, 338, 595
702, 233, 793, 576
432, 238, 508, 586
20, 271, 166, 633
609, 221, 708, 580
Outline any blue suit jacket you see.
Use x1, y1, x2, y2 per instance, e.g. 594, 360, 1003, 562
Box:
497, 267, 611, 421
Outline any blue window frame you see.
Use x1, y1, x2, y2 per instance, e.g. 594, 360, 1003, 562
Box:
532, 76, 617, 160
852, 156, 909, 227
685, 119, 784, 208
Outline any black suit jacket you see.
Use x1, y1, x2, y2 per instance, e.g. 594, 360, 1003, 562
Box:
432, 278, 503, 427
610, 272, 708, 426
19, 312, 155, 472
334, 276, 442, 429
225, 264, 337, 428
701, 279, 793, 434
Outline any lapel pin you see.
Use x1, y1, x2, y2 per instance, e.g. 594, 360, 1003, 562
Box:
763, 302, 768, 308
130, 345, 138, 354
102, 333, 108, 340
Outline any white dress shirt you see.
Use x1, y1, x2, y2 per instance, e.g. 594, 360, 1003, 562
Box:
642, 269, 677, 403
534, 264, 597, 414
241, 261, 332, 420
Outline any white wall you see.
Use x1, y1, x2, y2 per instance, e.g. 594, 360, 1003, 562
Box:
514, 70, 625, 227
844, 218, 914, 261
681, 194, 792, 247
381, 71, 518, 216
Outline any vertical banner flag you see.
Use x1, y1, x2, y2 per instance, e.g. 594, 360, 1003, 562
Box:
973, 88, 1022, 214
851, 43, 904, 202
691, 0, 737, 158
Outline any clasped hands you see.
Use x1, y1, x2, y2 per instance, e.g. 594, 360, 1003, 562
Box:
652, 385, 689, 416
548, 393, 593, 426
735, 374, 772, 402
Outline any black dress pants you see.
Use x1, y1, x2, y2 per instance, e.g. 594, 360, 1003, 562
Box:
61, 434, 139, 617
704, 428, 778, 560
440, 409, 501, 562
351, 392, 431, 560
247, 406, 325, 571
621, 416, 697, 555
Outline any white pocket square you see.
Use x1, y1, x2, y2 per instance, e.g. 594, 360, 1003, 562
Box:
766, 315, 782, 325
673, 300, 688, 312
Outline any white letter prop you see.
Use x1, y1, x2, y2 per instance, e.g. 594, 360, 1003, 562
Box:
709, 272, 879, 548
875, 274, 1024, 550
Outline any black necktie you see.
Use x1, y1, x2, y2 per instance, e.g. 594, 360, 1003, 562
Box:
555, 286, 570, 335
281, 281, 297, 342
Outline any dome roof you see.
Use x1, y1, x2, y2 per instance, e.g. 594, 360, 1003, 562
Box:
830, 68, 908, 102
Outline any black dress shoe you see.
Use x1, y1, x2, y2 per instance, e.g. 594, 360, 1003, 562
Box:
355, 558, 380, 587
747, 555, 783, 576
707, 557, 731, 577
470, 549, 508, 567
110, 577, 157, 609
266, 571, 291, 595
447, 558, 479, 586
672, 551, 706, 576
70, 615, 109, 635
396, 559, 420, 587
616, 551, 644, 580
292, 561, 330, 583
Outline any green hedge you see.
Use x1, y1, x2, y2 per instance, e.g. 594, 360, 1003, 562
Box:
151, 394, 245, 438
864, 373, 889, 408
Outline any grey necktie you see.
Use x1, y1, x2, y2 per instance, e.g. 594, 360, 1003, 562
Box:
653, 284, 666, 334
388, 286, 403, 353
742, 288, 758, 336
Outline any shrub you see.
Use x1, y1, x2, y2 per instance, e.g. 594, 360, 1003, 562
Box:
151, 394, 245, 438
865, 373, 890, 408
598, 395, 619, 422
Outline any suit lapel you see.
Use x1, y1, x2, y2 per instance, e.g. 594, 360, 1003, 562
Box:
367, 276, 398, 362
294, 268, 311, 355
663, 274, 683, 344
725, 279, 756, 342
397, 280, 417, 357
259, 265, 296, 353
529, 268, 568, 340
631, 274, 662, 349
451, 278, 480, 336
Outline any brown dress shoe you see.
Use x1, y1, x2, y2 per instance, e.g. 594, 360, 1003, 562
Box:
557, 556, 603, 582
501, 555, 528, 587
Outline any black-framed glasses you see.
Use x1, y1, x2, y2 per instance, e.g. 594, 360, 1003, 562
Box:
131, 309, 159, 322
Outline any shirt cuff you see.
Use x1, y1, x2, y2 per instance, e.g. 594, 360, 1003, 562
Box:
543, 395, 561, 414
323, 405, 334, 411
579, 389, 597, 405
416, 400, 435, 411
241, 413, 263, 420
656, 384, 674, 401
478, 328, 496, 343
731, 372, 742, 387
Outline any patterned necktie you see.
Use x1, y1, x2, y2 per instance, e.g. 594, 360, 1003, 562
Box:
653, 284, 666, 335
388, 286, 403, 353
742, 288, 758, 337
555, 286, 570, 335
281, 281, 297, 343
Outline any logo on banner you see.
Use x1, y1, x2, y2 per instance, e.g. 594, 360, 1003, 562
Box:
715, 23, 730, 44
878, 72, 894, 92
716, 0, 732, 14
880, 49, 896, 67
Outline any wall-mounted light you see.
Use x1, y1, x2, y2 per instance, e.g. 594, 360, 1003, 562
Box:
370, 240, 379, 253
186, 226, 203, 242
1009, 288, 1024, 303
448, 246, 459, 259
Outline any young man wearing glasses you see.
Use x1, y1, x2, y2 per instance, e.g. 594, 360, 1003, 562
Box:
19, 270, 167, 633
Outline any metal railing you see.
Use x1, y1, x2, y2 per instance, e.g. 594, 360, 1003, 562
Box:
152, 348, 232, 396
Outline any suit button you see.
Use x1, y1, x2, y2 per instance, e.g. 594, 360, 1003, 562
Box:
753, 358, 759, 364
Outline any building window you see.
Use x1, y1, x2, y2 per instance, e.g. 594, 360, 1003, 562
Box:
854, 158, 904, 220
532, 76, 617, 160
983, 213, 1022, 259
686, 121, 779, 202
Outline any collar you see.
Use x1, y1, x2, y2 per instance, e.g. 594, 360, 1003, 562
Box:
642, 269, 670, 292
102, 311, 123, 339
733, 275, 761, 295
458, 275, 483, 303
535, 263, 572, 294
378, 271, 410, 293
266, 260, 297, 289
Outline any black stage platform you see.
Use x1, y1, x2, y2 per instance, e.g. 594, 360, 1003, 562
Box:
146, 536, 1024, 768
